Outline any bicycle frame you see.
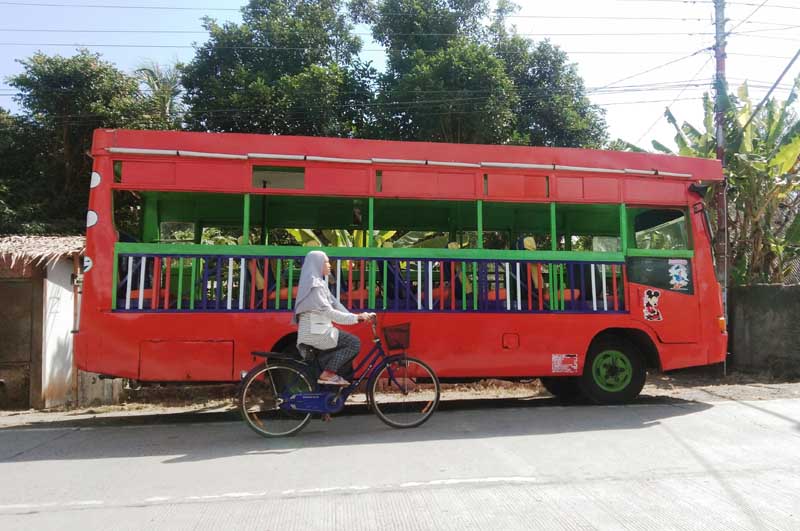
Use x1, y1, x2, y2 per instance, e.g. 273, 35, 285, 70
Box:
271, 323, 407, 415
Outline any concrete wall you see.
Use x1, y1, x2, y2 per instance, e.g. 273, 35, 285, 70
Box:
77, 371, 125, 407
42, 260, 76, 408
42, 259, 125, 408
730, 285, 800, 376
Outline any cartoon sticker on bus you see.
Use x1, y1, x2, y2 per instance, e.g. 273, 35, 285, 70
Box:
668, 260, 689, 291
643, 289, 663, 321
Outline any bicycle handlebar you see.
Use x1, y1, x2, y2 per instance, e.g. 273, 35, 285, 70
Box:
361, 312, 378, 338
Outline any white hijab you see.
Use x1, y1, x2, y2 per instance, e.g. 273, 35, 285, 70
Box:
292, 250, 335, 324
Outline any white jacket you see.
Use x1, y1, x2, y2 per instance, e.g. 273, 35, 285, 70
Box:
296, 287, 358, 350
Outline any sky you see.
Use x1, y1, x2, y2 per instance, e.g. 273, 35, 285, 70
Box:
0, 0, 798, 150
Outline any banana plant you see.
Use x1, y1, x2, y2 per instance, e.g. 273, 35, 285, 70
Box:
285, 228, 448, 249
649, 79, 800, 284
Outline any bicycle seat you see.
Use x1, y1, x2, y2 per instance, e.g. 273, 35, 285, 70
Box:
297, 344, 324, 361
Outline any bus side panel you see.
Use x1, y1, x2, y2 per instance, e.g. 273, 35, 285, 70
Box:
80, 311, 647, 381
367, 312, 662, 379
76, 152, 118, 373
80, 311, 690, 381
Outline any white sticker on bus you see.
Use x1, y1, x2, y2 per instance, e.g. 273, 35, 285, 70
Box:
86, 210, 98, 228
552, 354, 578, 374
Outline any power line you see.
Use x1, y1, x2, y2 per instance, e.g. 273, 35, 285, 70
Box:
0, 81, 726, 100
0, 2, 713, 20
0, 95, 710, 131
726, 1, 800, 10
0, 42, 712, 56
596, 48, 712, 90
734, 34, 800, 42
635, 56, 714, 145
729, 0, 771, 33
620, 0, 800, 9
729, 52, 795, 59
0, 1, 239, 10
0, 28, 720, 37
734, 24, 800, 34
740, 47, 800, 131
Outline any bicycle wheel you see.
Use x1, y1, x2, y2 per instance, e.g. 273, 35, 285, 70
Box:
239, 362, 313, 437
368, 355, 440, 429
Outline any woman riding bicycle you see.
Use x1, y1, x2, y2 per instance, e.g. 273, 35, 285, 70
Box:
293, 251, 372, 386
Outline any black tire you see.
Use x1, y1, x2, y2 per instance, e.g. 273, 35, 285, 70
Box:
238, 362, 312, 438
579, 337, 646, 405
540, 377, 583, 401
368, 356, 440, 429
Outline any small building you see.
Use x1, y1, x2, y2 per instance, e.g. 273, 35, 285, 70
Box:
0, 235, 86, 409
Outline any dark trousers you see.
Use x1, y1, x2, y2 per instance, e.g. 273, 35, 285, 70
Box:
320, 330, 361, 373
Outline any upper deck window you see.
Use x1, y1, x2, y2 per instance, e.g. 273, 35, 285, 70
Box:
253, 166, 304, 190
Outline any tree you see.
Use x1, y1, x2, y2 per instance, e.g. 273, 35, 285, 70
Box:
361, 0, 515, 142
364, 0, 488, 70
181, 0, 373, 135
135, 61, 184, 129
489, 1, 606, 147
361, 0, 606, 146
375, 40, 517, 143
650, 81, 800, 285
3, 50, 148, 233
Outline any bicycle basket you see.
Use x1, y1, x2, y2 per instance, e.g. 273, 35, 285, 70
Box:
382, 323, 411, 350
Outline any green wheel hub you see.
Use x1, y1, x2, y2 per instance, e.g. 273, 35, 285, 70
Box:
591, 350, 633, 393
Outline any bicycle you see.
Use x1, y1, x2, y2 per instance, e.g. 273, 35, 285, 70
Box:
238, 315, 440, 438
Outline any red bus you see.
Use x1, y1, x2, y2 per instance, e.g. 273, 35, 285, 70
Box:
75, 129, 727, 404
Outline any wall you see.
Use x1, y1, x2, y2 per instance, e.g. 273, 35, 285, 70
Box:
42, 259, 77, 408
730, 285, 800, 377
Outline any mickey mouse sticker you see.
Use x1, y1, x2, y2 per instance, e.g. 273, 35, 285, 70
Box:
643, 289, 663, 321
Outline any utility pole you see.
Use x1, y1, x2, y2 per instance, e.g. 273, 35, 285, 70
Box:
713, 0, 728, 314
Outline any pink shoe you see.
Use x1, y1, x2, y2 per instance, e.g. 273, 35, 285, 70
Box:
317, 374, 350, 386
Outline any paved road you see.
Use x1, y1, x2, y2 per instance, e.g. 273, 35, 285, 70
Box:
1, 396, 799, 530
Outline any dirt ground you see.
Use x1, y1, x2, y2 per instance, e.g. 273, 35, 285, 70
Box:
2, 367, 799, 429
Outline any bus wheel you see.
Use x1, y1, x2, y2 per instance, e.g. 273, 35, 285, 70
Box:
579, 338, 646, 405
540, 377, 582, 401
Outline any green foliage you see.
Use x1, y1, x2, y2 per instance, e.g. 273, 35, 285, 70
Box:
180, 0, 605, 145
181, 0, 373, 135
362, 0, 606, 146
135, 62, 184, 129
375, 39, 517, 143
651, 79, 800, 285
1, 0, 608, 235
1, 51, 176, 234
493, 31, 607, 147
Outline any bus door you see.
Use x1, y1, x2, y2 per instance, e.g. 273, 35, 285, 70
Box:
626, 209, 699, 343
627, 257, 699, 343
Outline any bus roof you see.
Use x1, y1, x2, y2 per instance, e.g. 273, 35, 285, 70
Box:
93, 129, 723, 182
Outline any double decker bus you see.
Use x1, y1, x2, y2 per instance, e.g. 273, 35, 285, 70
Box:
75, 129, 727, 404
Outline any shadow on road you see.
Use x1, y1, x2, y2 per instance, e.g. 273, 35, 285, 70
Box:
0, 394, 716, 464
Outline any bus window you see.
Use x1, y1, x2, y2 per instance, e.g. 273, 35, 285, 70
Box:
253, 166, 305, 190
160, 222, 194, 243
633, 209, 689, 250
374, 198, 473, 249
555, 204, 621, 252
113, 190, 142, 241
261, 195, 365, 247
145, 191, 250, 245
483, 202, 550, 250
